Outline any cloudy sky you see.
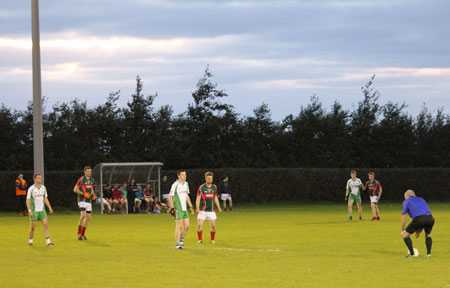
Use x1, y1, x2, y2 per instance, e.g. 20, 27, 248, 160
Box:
1, 0, 449, 119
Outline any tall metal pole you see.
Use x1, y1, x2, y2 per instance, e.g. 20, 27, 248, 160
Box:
31, 0, 45, 183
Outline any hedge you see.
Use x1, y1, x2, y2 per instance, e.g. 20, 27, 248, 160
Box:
1, 168, 449, 211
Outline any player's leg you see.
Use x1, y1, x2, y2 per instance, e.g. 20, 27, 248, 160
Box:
370, 203, 376, 220
228, 196, 233, 211
402, 221, 416, 257
209, 219, 217, 243
78, 208, 87, 239
41, 218, 54, 245
181, 217, 190, 242
197, 217, 205, 243
81, 205, 92, 240
28, 220, 37, 245
347, 198, 354, 220
135, 199, 141, 213
222, 195, 227, 211
356, 201, 363, 220
424, 217, 434, 257
375, 204, 380, 219
175, 219, 183, 248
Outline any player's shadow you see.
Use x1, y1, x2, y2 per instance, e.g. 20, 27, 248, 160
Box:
374, 249, 399, 256
83, 240, 110, 247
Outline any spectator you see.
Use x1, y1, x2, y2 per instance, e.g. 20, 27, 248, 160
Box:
152, 196, 168, 214
128, 178, 137, 214
143, 183, 154, 214
102, 184, 113, 214
15, 173, 28, 216
135, 185, 144, 213
112, 183, 125, 214
161, 175, 170, 206
219, 176, 233, 212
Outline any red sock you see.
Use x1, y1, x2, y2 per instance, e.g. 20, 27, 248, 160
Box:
224, 208, 226, 211
198, 231, 202, 240
230, 207, 232, 211
211, 231, 216, 241
78, 225, 82, 235
81, 227, 86, 236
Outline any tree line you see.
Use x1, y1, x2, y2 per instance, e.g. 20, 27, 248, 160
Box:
1, 67, 449, 171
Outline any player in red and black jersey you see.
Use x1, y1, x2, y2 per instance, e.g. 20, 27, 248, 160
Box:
73, 166, 96, 240
365, 172, 383, 221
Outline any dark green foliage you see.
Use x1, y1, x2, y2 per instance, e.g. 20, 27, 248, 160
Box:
0, 71, 449, 171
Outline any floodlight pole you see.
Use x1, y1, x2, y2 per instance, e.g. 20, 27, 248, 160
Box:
31, 0, 45, 183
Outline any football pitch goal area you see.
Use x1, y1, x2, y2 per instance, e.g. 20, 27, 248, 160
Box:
92, 162, 163, 214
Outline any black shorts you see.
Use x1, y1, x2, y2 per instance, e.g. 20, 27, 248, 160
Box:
406, 215, 434, 234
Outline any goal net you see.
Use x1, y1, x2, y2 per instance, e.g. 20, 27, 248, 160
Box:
92, 162, 164, 214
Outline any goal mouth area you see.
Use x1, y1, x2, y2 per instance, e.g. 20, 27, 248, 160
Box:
93, 162, 164, 214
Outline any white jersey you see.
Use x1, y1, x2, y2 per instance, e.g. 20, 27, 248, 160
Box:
27, 184, 48, 212
169, 180, 190, 211
346, 178, 362, 196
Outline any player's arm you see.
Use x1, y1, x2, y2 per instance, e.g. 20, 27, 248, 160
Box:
214, 195, 222, 212
401, 214, 407, 231
186, 196, 195, 214
44, 197, 54, 214
377, 184, 382, 200
195, 194, 200, 213
73, 183, 84, 195
26, 187, 33, 217
345, 184, 349, 201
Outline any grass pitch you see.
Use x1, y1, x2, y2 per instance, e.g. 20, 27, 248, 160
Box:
1, 203, 449, 288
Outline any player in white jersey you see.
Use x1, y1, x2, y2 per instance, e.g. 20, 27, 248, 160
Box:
26, 174, 54, 246
169, 169, 195, 249
345, 170, 365, 221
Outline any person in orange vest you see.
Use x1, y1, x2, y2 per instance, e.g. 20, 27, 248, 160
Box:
16, 174, 28, 216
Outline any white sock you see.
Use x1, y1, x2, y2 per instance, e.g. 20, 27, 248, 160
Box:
29, 238, 33, 244
46, 238, 51, 244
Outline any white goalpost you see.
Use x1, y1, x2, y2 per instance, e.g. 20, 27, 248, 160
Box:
92, 162, 164, 214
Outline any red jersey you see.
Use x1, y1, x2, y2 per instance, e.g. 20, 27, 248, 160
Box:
112, 188, 122, 200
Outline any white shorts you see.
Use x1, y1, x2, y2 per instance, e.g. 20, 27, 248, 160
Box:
370, 196, 378, 204
134, 198, 143, 203
197, 211, 217, 221
78, 202, 92, 212
162, 194, 169, 200
221, 194, 231, 201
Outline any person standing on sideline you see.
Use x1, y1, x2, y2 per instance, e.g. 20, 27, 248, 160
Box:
401, 190, 435, 258
26, 174, 54, 246
161, 176, 170, 206
128, 178, 138, 214
345, 170, 364, 221
169, 170, 195, 250
219, 176, 232, 211
365, 172, 382, 221
73, 166, 96, 240
16, 174, 28, 216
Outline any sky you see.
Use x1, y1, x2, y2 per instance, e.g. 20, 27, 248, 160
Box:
0, 0, 449, 120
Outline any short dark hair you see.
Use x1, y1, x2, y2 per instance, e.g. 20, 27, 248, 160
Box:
84, 166, 92, 172
177, 169, 186, 176
368, 172, 375, 176
33, 173, 41, 179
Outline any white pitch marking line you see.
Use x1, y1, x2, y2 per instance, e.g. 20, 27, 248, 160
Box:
177, 246, 283, 252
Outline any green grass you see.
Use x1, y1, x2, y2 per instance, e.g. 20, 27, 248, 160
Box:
1, 203, 449, 288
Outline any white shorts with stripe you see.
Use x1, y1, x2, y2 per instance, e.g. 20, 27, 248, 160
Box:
370, 196, 378, 204
78, 202, 92, 212
220, 194, 231, 201
197, 211, 217, 221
